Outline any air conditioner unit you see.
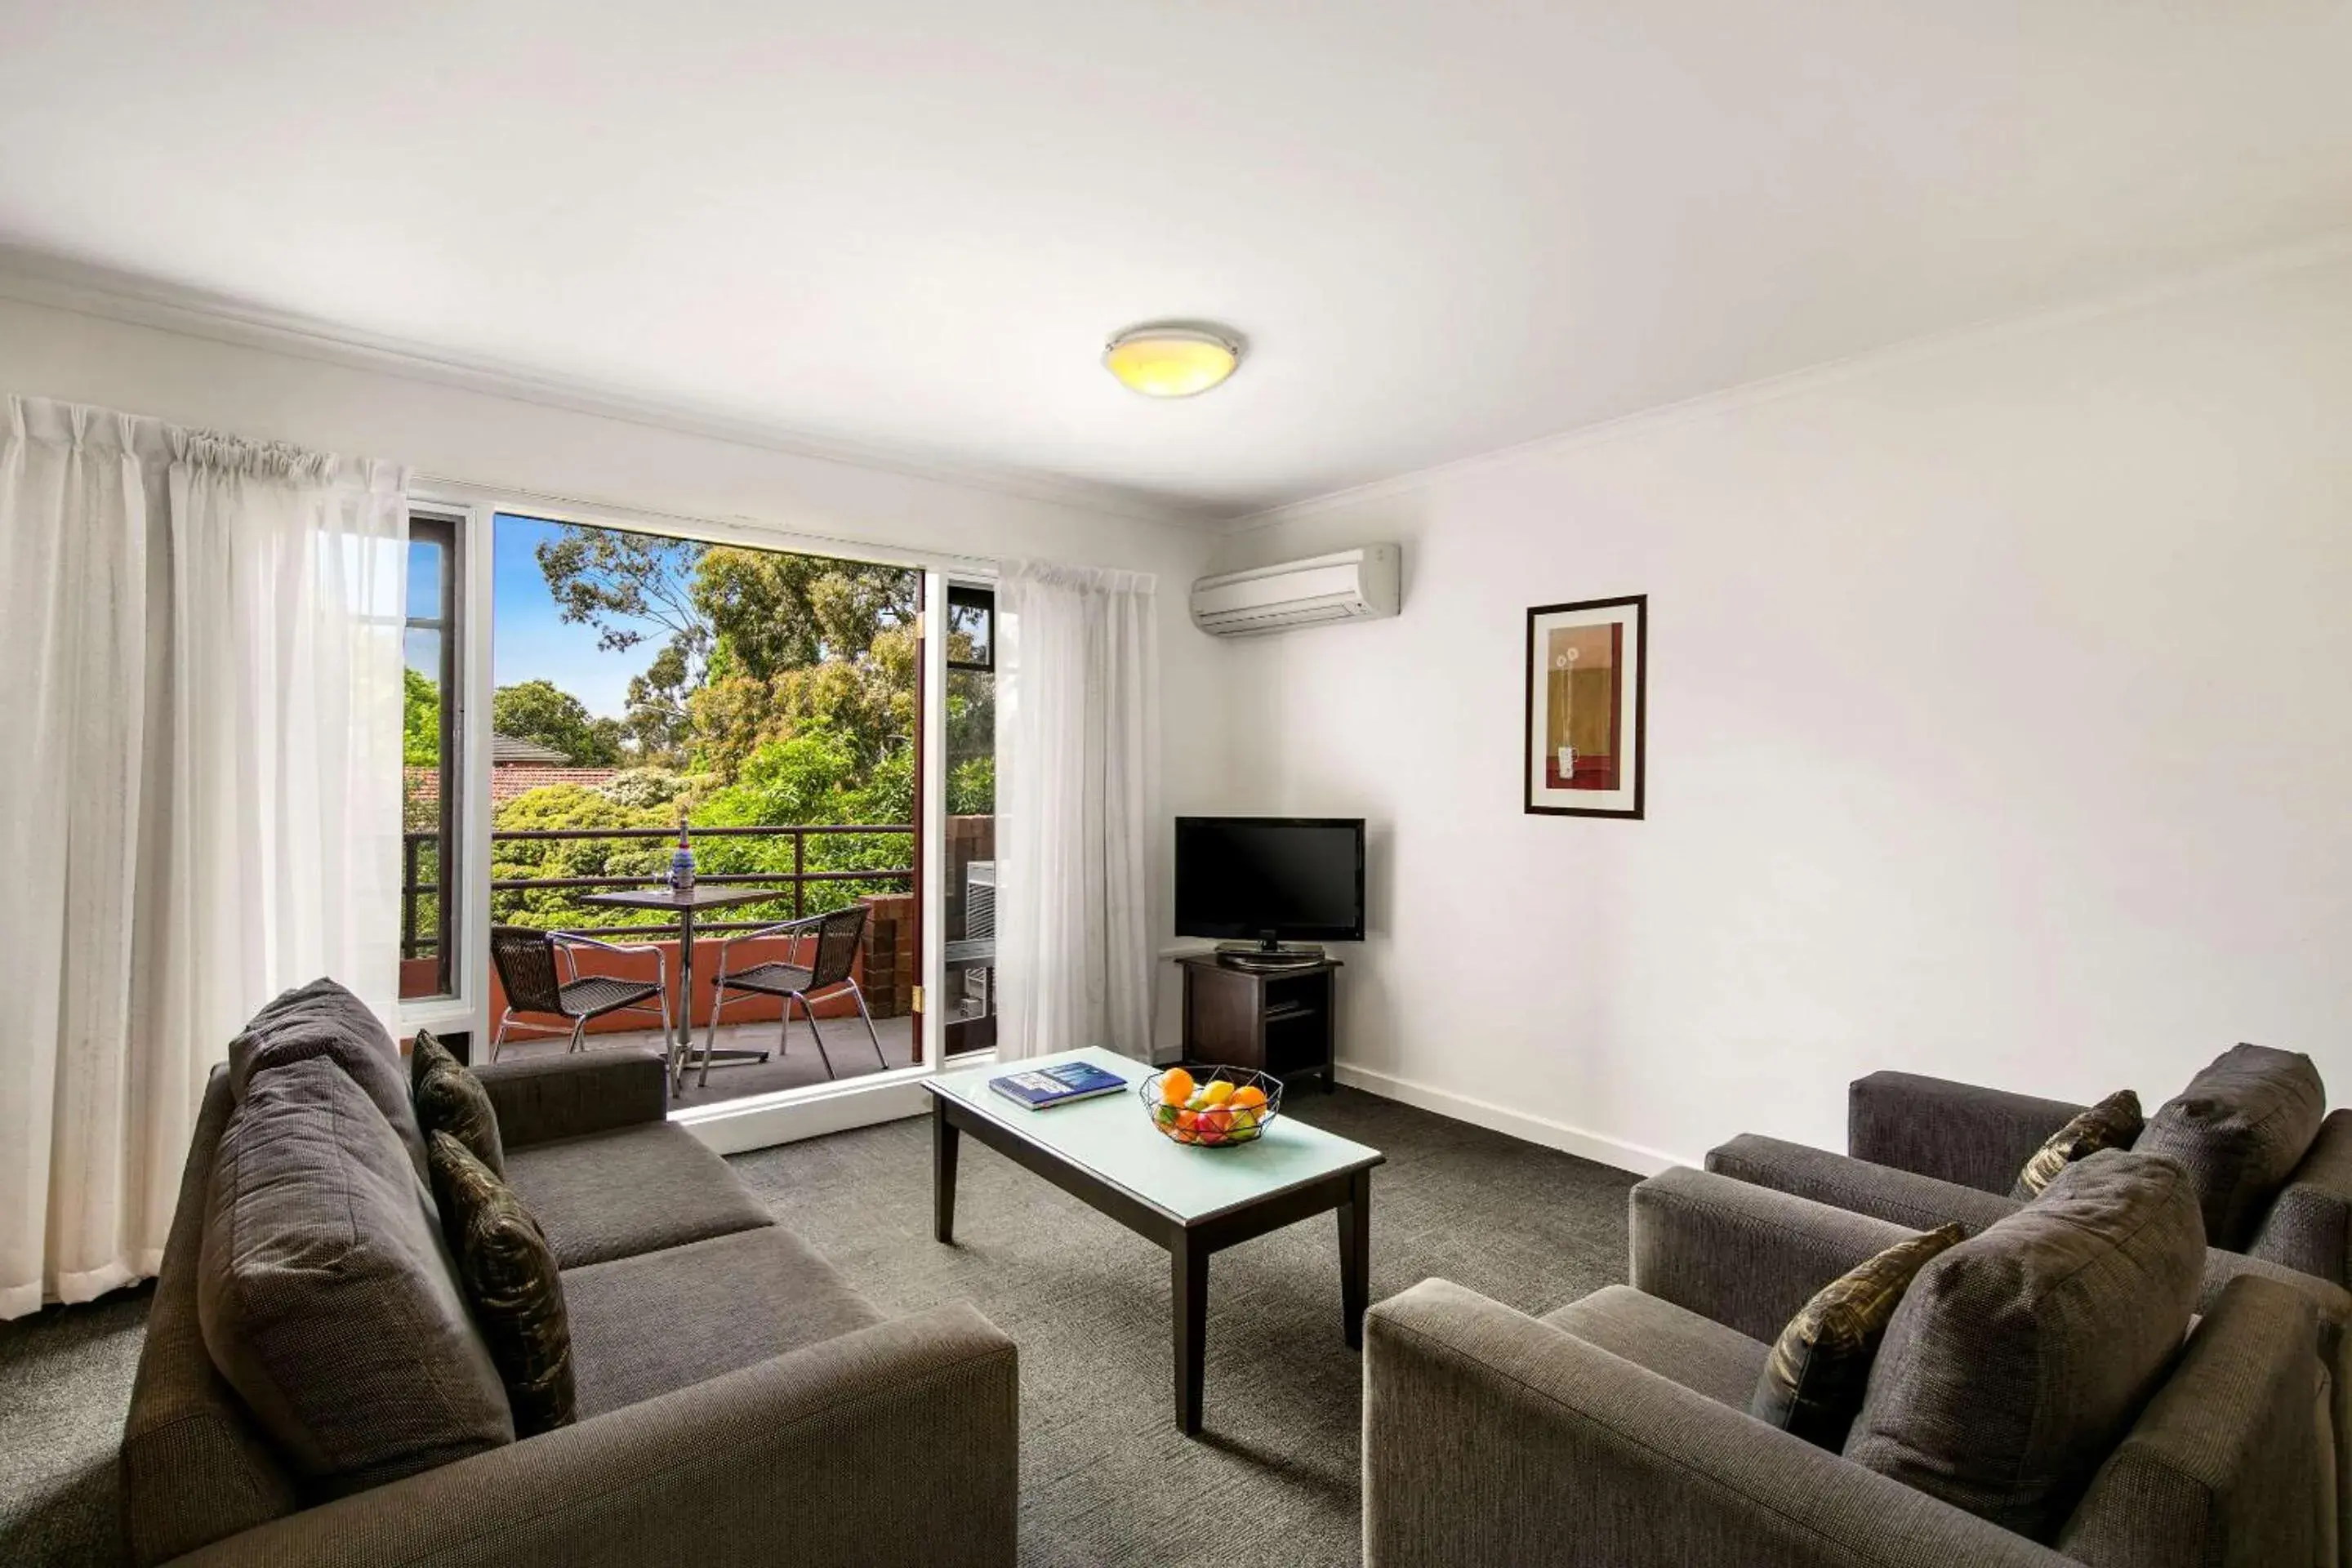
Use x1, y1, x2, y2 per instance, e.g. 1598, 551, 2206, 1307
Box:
1189, 545, 1401, 637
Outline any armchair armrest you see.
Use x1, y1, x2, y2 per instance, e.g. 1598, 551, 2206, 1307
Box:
172, 1302, 1019, 1568
712, 914, 822, 980
552, 929, 670, 990
474, 1046, 669, 1149
1628, 1167, 1926, 1343
1848, 1071, 2082, 1194
1708, 1134, 2021, 1240
2248, 1109, 2352, 1288
1363, 1279, 2071, 1567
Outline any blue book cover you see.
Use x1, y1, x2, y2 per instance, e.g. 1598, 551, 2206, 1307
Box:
989, 1061, 1129, 1110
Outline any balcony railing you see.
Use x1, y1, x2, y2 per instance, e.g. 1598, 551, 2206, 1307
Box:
399, 823, 915, 960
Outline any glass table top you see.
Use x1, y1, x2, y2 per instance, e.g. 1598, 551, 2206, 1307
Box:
927, 1047, 1382, 1225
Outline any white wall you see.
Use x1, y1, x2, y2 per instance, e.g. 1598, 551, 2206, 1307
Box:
0, 290, 1234, 1053
1211, 255, 2352, 1172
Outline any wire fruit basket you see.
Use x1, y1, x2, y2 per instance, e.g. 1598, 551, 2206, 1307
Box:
1138, 1065, 1283, 1147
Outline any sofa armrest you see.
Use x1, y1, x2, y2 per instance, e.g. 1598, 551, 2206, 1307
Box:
474, 1047, 669, 1149
2247, 1110, 2352, 1288
1848, 1071, 2082, 1194
1363, 1279, 2073, 1568
171, 1301, 1018, 1568
1628, 1167, 1926, 1343
2201, 1247, 2352, 1361
1708, 1134, 2023, 1239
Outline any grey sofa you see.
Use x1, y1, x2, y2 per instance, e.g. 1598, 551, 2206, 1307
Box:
1364, 1165, 2336, 1567
122, 1040, 1019, 1567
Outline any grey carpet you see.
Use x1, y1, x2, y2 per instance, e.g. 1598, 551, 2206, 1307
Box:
0, 1086, 1637, 1566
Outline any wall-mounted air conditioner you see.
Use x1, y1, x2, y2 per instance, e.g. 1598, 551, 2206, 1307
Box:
1189, 545, 1401, 637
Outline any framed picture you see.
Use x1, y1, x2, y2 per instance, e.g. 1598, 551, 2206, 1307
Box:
1525, 595, 1646, 818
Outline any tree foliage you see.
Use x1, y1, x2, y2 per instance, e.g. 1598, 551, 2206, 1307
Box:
481, 525, 987, 938
403, 666, 441, 768
492, 679, 625, 765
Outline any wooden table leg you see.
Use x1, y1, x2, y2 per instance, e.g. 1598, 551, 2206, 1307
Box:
1173, 1235, 1208, 1435
1339, 1168, 1370, 1350
933, 1100, 960, 1245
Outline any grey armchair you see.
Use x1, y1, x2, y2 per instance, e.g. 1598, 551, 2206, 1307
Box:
1706, 1058, 2352, 1325
1363, 1168, 2334, 1568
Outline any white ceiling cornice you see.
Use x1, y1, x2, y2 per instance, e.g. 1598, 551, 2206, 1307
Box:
1220, 228, 2352, 537
0, 248, 1223, 532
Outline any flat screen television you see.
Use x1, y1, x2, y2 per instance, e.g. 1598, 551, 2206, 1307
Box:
1174, 817, 1365, 949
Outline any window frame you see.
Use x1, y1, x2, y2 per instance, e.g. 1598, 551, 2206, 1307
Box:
397, 504, 481, 1035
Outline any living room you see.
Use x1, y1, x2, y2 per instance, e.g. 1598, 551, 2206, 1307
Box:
4, 6, 2350, 1566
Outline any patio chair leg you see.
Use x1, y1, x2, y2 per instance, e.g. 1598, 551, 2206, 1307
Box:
489, 1012, 512, 1062
659, 988, 677, 1090
567, 1017, 587, 1054
793, 992, 838, 1080
848, 980, 889, 1071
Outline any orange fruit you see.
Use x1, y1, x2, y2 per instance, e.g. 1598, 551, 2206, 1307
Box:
1159, 1067, 1195, 1106
1229, 1085, 1267, 1110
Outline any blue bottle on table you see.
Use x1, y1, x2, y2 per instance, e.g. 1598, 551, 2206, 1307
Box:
667, 822, 696, 893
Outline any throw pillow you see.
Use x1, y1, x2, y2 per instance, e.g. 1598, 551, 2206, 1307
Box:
198, 1056, 514, 1494
2135, 1043, 2326, 1250
1752, 1223, 1965, 1450
229, 977, 429, 1183
427, 1131, 576, 1437
412, 1028, 505, 1176
2012, 1089, 2144, 1200
1844, 1149, 2203, 1541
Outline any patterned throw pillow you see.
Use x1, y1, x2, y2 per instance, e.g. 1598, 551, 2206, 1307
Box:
426, 1131, 576, 1437
2011, 1089, 2143, 1200
1751, 1223, 1965, 1450
412, 1028, 505, 1176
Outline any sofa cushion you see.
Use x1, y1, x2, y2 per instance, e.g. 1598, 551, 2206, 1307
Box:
561, 1226, 885, 1416
1541, 1285, 1769, 1410
1752, 1223, 1964, 1450
1845, 1149, 2203, 1541
501, 1120, 773, 1268
229, 978, 426, 1182
2012, 1089, 2143, 1200
412, 1028, 504, 1175
198, 1055, 514, 1496
2138, 1043, 2327, 1250
427, 1132, 574, 1437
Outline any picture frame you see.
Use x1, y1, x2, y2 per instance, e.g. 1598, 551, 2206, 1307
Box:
1524, 594, 1646, 818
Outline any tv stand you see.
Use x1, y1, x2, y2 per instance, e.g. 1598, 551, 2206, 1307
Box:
1178, 954, 1341, 1094
1214, 939, 1325, 972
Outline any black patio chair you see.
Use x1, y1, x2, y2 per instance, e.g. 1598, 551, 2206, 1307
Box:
488, 924, 672, 1067
708, 905, 887, 1086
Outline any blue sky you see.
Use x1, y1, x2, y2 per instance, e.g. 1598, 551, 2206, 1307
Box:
490, 514, 641, 717
403, 513, 647, 719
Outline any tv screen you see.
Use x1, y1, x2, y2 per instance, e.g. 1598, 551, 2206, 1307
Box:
1174, 817, 1365, 942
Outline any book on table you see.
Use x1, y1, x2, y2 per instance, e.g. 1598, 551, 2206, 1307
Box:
989, 1061, 1129, 1110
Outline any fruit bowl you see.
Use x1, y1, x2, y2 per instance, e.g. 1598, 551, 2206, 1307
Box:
1139, 1065, 1283, 1147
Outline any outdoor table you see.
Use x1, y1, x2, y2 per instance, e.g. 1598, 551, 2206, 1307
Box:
578, 884, 794, 1086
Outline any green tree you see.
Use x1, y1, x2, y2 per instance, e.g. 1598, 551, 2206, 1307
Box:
492, 679, 625, 765
403, 666, 441, 767
488, 785, 672, 933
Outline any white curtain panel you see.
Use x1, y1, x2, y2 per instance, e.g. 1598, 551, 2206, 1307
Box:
0, 397, 407, 1319
994, 562, 1158, 1062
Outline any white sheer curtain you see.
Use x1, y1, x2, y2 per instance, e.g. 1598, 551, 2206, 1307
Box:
0, 397, 407, 1319
994, 561, 1158, 1062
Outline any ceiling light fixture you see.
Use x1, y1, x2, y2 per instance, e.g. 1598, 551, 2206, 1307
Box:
1103, 324, 1242, 399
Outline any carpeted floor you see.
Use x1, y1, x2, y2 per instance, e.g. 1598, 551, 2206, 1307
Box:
0, 1087, 1637, 1566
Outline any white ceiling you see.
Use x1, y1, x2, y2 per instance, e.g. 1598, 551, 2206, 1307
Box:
2, 2, 2350, 521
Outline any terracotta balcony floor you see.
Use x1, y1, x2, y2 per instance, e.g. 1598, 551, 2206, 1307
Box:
489, 1013, 920, 1111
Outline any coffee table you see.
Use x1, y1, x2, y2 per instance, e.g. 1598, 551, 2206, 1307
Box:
925, 1046, 1383, 1435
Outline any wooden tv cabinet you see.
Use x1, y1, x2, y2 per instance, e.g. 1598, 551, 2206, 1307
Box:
1176, 954, 1341, 1093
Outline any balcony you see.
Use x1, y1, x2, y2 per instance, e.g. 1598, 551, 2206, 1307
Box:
401, 820, 993, 1108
